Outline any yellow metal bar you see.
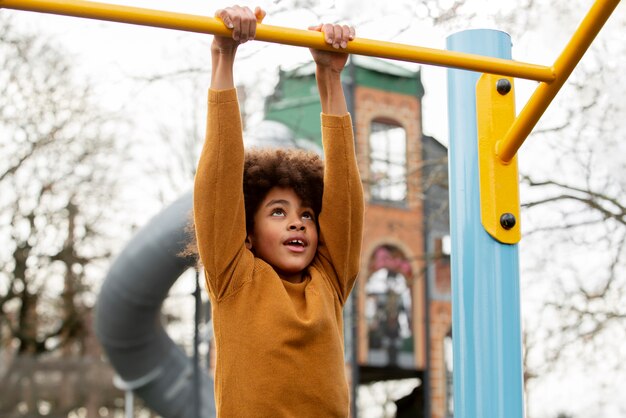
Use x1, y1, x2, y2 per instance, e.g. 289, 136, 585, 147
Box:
0, 0, 556, 82
496, 0, 621, 163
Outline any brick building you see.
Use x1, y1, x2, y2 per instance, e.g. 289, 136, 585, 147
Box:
259, 56, 452, 418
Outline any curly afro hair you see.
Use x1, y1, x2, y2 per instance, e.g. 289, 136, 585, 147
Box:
182, 148, 324, 260
243, 148, 324, 233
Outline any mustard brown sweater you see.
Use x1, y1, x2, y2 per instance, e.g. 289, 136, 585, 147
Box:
194, 88, 364, 418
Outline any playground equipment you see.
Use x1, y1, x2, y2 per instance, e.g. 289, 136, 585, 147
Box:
93, 192, 214, 418
1, 0, 620, 417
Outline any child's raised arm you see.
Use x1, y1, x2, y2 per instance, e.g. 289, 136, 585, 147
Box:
308, 24, 364, 303
211, 6, 266, 90
308, 24, 355, 115
194, 6, 264, 300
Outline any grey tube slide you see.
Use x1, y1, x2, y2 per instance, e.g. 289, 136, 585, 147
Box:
94, 191, 215, 417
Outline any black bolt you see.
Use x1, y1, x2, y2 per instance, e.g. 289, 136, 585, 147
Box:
496, 79, 511, 95
500, 213, 516, 230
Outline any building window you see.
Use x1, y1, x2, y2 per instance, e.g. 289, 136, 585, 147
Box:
364, 245, 414, 368
444, 330, 454, 418
369, 121, 407, 203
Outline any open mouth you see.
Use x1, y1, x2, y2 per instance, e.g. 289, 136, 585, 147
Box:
283, 238, 308, 252
284, 239, 306, 247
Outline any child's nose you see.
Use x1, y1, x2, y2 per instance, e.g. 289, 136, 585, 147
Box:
288, 219, 305, 231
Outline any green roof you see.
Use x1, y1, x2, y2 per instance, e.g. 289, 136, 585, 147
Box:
265, 56, 424, 146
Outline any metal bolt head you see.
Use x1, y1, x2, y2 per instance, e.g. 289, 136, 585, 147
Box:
496, 78, 512, 95
500, 213, 516, 230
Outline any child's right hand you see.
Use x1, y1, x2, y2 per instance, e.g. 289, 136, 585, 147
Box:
308, 23, 355, 73
213, 5, 266, 55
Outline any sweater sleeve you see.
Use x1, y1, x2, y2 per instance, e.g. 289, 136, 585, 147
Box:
316, 113, 364, 304
193, 88, 253, 300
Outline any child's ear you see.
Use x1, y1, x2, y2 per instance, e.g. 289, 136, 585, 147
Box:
245, 234, 253, 250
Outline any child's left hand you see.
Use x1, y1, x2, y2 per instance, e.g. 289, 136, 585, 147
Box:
213, 5, 266, 55
308, 23, 355, 72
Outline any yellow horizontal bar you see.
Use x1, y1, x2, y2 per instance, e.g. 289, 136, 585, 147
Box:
496, 0, 621, 163
0, 0, 556, 82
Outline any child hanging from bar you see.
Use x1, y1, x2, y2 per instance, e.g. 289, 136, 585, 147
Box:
193, 5, 363, 417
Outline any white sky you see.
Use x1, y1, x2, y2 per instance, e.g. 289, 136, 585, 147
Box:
1, 0, 516, 145
2, 0, 574, 148
3, 0, 581, 148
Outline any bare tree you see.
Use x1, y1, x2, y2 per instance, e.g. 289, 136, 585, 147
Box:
491, 0, 626, 415
0, 14, 138, 416
0, 12, 130, 366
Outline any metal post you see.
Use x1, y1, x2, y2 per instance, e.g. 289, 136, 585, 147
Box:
343, 59, 359, 418
124, 390, 133, 418
193, 269, 201, 418
113, 375, 135, 418
446, 30, 524, 418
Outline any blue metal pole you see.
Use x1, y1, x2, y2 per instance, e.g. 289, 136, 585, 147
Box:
446, 30, 524, 418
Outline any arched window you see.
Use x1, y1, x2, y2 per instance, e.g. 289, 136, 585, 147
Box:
364, 245, 413, 368
444, 329, 454, 418
369, 120, 407, 203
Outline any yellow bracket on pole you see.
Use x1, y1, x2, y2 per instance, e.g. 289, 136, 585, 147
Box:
476, 74, 520, 244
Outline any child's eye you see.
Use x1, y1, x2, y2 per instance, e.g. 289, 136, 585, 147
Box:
302, 212, 314, 221
271, 208, 285, 216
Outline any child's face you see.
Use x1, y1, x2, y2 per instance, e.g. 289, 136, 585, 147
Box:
246, 186, 318, 282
